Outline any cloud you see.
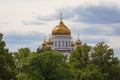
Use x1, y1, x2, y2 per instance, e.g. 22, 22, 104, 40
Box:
114, 48, 120, 58
22, 20, 46, 25
82, 37, 109, 44
3, 32, 45, 51
70, 22, 120, 37
0, 21, 8, 25
113, 26, 120, 36
59, 5, 120, 24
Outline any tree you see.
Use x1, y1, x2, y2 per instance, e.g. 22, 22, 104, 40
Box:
91, 42, 120, 80
0, 33, 16, 80
69, 43, 92, 80
36, 46, 53, 53
17, 51, 72, 80
80, 64, 103, 80
13, 48, 31, 66
13, 47, 31, 79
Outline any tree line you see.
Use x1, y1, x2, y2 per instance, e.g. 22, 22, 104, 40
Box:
0, 33, 120, 80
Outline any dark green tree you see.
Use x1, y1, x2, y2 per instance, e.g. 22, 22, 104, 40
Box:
80, 64, 103, 80
91, 42, 120, 80
0, 33, 16, 80
36, 46, 53, 53
69, 43, 92, 80
17, 51, 72, 80
13, 47, 31, 66
13, 47, 31, 79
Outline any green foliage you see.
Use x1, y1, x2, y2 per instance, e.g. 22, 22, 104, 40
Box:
37, 46, 53, 53
12, 47, 31, 80
0, 33, 16, 80
17, 51, 72, 80
13, 48, 31, 66
69, 42, 120, 80
91, 42, 120, 80
69, 43, 92, 80
70, 43, 91, 69
80, 64, 103, 80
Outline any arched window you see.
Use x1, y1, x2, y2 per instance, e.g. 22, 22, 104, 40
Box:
66, 41, 68, 47
55, 41, 57, 47
62, 41, 64, 47
59, 41, 60, 47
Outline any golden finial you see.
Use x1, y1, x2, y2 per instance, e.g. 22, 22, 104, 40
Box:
60, 13, 62, 21
49, 34, 51, 39
44, 35, 46, 41
78, 34, 80, 40
47, 34, 53, 44
42, 35, 47, 46
76, 34, 82, 45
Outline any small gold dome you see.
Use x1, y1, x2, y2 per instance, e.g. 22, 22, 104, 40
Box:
42, 36, 47, 46
76, 39, 82, 45
76, 34, 82, 45
42, 41, 47, 46
47, 39, 53, 44
71, 41, 75, 46
52, 20, 71, 35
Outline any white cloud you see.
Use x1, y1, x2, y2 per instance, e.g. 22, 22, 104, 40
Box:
0, 0, 120, 59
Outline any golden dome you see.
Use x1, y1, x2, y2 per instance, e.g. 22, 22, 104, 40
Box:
76, 34, 82, 45
52, 20, 71, 35
71, 41, 75, 46
52, 13, 71, 35
47, 39, 53, 44
42, 41, 47, 46
76, 39, 82, 45
42, 36, 47, 46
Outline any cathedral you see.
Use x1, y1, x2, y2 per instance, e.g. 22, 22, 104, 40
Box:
41, 13, 82, 58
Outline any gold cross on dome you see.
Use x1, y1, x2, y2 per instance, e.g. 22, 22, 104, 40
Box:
60, 13, 62, 21
44, 35, 46, 41
78, 34, 80, 40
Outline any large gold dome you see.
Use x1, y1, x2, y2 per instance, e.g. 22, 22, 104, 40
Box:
52, 20, 71, 35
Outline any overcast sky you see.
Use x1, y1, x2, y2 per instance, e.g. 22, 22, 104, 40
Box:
0, 0, 120, 58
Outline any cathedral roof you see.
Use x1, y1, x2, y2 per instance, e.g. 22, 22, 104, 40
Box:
52, 13, 71, 35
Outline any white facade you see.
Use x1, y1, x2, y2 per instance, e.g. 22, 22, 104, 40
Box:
51, 35, 73, 58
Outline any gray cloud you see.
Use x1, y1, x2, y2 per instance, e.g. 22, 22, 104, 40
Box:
22, 20, 46, 25
113, 26, 120, 36
60, 6, 120, 24
4, 32, 44, 43
29, 5, 120, 24
114, 48, 120, 58
3, 32, 44, 51
37, 15, 57, 21
82, 38, 109, 44
71, 24, 120, 36
0, 21, 8, 25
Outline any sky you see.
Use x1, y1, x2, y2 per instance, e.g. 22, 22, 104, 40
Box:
0, 0, 120, 58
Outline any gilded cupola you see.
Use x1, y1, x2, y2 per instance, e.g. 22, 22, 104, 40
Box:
47, 34, 53, 44
71, 41, 75, 46
52, 13, 71, 35
71, 36, 75, 46
76, 34, 82, 45
42, 36, 47, 46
